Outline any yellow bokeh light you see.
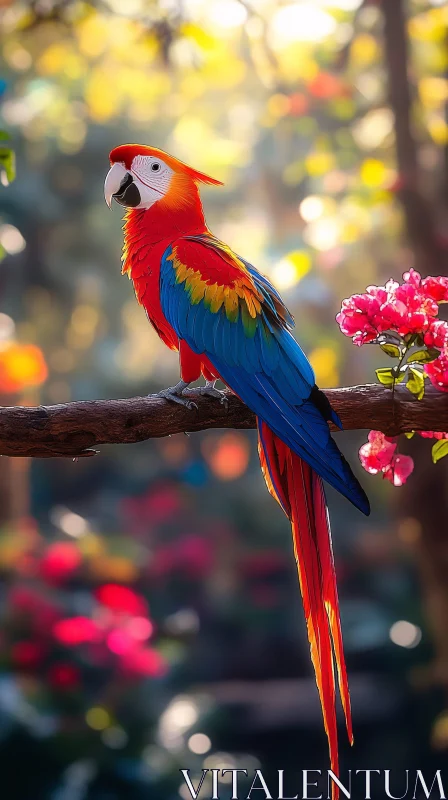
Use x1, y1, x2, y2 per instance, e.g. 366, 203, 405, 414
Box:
86, 707, 111, 731
267, 93, 290, 118
428, 115, 448, 145
350, 34, 379, 67
309, 347, 339, 388
305, 151, 335, 177
86, 68, 121, 122
360, 158, 387, 188
271, 251, 311, 290
419, 77, 448, 110
432, 711, 448, 750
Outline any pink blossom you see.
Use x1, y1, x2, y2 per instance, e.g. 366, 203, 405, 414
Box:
418, 431, 448, 440
359, 432, 414, 485
403, 268, 421, 287
423, 319, 448, 349
336, 294, 379, 346
359, 431, 397, 474
337, 269, 448, 345
421, 275, 448, 303
424, 348, 448, 393
383, 454, 414, 486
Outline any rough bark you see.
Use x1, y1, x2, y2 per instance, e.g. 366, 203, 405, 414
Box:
0, 383, 447, 458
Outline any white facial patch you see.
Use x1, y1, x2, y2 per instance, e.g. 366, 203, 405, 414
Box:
130, 154, 174, 208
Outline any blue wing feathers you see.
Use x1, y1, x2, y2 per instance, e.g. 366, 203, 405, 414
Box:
160, 242, 369, 515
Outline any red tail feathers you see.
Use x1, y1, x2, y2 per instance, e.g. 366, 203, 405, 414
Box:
258, 422, 352, 800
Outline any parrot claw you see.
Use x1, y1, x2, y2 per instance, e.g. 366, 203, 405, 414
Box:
156, 381, 198, 411
185, 381, 229, 408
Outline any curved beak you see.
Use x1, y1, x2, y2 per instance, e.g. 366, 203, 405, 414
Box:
104, 162, 128, 208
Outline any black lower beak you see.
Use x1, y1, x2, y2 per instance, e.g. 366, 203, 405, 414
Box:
113, 173, 141, 208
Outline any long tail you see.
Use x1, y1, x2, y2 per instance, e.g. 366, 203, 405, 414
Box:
258, 422, 352, 800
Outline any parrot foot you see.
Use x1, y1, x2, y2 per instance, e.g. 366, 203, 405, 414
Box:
185, 381, 229, 408
156, 381, 198, 411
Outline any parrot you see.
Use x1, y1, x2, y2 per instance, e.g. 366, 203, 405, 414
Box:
104, 144, 370, 796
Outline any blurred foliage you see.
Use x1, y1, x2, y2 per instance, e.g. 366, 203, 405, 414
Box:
0, 0, 447, 797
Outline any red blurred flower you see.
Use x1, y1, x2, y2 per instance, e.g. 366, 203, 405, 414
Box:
106, 629, 134, 655
150, 544, 178, 578
177, 535, 213, 578
40, 542, 82, 585
127, 617, 153, 641
287, 93, 308, 117
11, 641, 45, 670
250, 585, 280, 608
119, 646, 167, 678
95, 584, 147, 616
53, 616, 100, 646
122, 484, 182, 529
308, 72, 349, 100
241, 551, 286, 577
8, 586, 61, 633
150, 536, 212, 579
9, 586, 45, 613
48, 662, 80, 690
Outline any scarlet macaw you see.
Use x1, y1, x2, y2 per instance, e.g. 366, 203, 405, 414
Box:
104, 145, 370, 794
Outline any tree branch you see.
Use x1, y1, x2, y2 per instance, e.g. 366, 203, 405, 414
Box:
0, 384, 447, 458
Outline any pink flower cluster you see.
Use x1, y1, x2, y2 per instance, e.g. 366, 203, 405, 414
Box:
7, 581, 166, 684
52, 583, 166, 678
337, 269, 448, 348
418, 431, 448, 440
424, 345, 448, 393
359, 431, 414, 487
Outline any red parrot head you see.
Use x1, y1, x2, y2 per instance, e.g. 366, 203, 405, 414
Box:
104, 144, 222, 210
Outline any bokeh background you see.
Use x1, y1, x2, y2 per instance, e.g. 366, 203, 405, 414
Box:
0, 0, 447, 797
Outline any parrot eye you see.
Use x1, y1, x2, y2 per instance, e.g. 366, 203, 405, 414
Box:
151, 163, 161, 172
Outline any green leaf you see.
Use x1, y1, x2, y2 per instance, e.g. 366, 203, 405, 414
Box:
409, 348, 440, 364
432, 440, 448, 464
380, 343, 401, 358
0, 147, 15, 183
406, 367, 425, 400
0, 131, 11, 141
404, 333, 421, 346
405, 431, 415, 439
376, 367, 395, 386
